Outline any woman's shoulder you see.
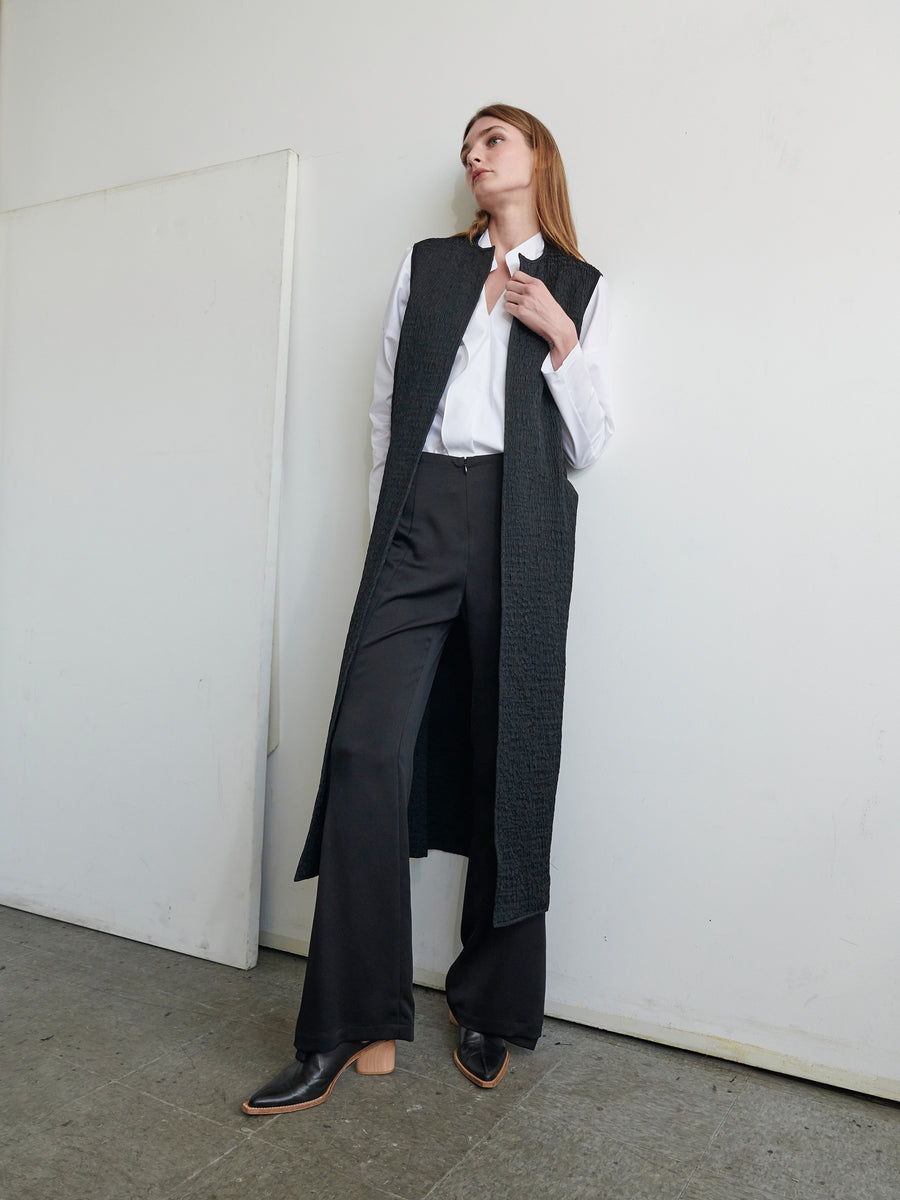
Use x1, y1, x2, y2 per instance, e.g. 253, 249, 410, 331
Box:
533, 242, 602, 306
407, 235, 494, 281
411, 234, 490, 258
544, 239, 601, 278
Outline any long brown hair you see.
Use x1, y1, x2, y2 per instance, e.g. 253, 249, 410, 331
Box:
458, 103, 584, 261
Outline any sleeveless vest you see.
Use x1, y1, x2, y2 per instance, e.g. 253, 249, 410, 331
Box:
296, 236, 601, 927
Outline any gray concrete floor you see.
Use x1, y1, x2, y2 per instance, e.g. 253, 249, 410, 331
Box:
1, 904, 898, 1200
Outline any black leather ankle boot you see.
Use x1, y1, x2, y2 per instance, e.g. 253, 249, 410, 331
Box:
242, 1039, 395, 1114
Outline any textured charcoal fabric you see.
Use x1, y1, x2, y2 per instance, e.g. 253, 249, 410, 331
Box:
295, 236, 601, 927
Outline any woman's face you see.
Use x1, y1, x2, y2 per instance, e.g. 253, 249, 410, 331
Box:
461, 117, 535, 209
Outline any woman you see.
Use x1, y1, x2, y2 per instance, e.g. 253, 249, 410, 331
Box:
243, 103, 613, 1114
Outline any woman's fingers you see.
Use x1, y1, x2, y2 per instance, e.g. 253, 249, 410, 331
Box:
506, 270, 545, 298
506, 274, 547, 317
506, 272, 562, 329
506, 272, 578, 367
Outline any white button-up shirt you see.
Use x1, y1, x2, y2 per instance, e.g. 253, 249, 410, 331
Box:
370, 229, 614, 519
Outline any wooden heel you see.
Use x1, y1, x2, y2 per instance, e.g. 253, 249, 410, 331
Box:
355, 1040, 395, 1075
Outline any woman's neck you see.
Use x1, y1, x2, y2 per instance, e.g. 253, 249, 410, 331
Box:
486, 205, 540, 264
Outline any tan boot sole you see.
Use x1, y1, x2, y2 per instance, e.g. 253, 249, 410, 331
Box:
453, 1046, 509, 1089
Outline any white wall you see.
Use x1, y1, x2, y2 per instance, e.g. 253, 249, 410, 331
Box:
2, 0, 899, 1098
0, 152, 297, 968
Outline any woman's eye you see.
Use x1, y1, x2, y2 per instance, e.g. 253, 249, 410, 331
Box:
488, 136, 502, 146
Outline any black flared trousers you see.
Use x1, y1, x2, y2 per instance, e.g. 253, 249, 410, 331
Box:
294, 453, 546, 1054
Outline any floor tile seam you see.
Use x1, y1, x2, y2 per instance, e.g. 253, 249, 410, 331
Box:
198, 1012, 294, 1038
2, 956, 236, 1016
109, 1051, 174, 1083
241, 1110, 465, 1200
232, 1111, 283, 1137
675, 1164, 795, 1200
160, 1137, 245, 1200
112, 1078, 256, 1137
0, 936, 43, 958
81, 984, 229, 1018
508, 1064, 715, 1181
15, 1076, 116, 1131
389, 1062, 484, 1094
97, 1027, 234, 1080
0, 922, 46, 943
223, 1007, 302, 1031
509, 1097, 702, 1184
416, 1058, 569, 1198
244, 1138, 416, 1200
241, 1126, 345, 1165
323, 1174, 410, 1200
244, 1123, 460, 1200
6, 1043, 107, 1071
190, 1009, 292, 1044
100, 989, 231, 1015
233, 979, 306, 1000
672, 1090, 743, 1200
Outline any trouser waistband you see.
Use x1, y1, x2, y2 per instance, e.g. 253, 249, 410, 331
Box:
419, 451, 503, 472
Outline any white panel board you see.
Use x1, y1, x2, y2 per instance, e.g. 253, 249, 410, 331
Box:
0, 151, 297, 968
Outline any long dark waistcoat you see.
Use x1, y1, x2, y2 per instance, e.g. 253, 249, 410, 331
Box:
295, 235, 601, 927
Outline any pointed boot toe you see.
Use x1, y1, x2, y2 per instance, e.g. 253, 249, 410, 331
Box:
453, 1025, 509, 1088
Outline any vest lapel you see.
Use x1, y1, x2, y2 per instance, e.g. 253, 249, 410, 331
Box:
504, 250, 560, 431
393, 240, 494, 455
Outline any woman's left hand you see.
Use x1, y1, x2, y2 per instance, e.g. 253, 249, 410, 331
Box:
505, 271, 578, 370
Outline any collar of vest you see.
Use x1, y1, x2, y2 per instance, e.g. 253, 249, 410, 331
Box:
518, 238, 566, 279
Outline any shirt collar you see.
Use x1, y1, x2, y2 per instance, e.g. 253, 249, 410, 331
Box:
478, 228, 545, 275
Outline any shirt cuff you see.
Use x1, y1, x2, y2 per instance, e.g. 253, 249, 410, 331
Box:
540, 342, 612, 469
541, 343, 580, 382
